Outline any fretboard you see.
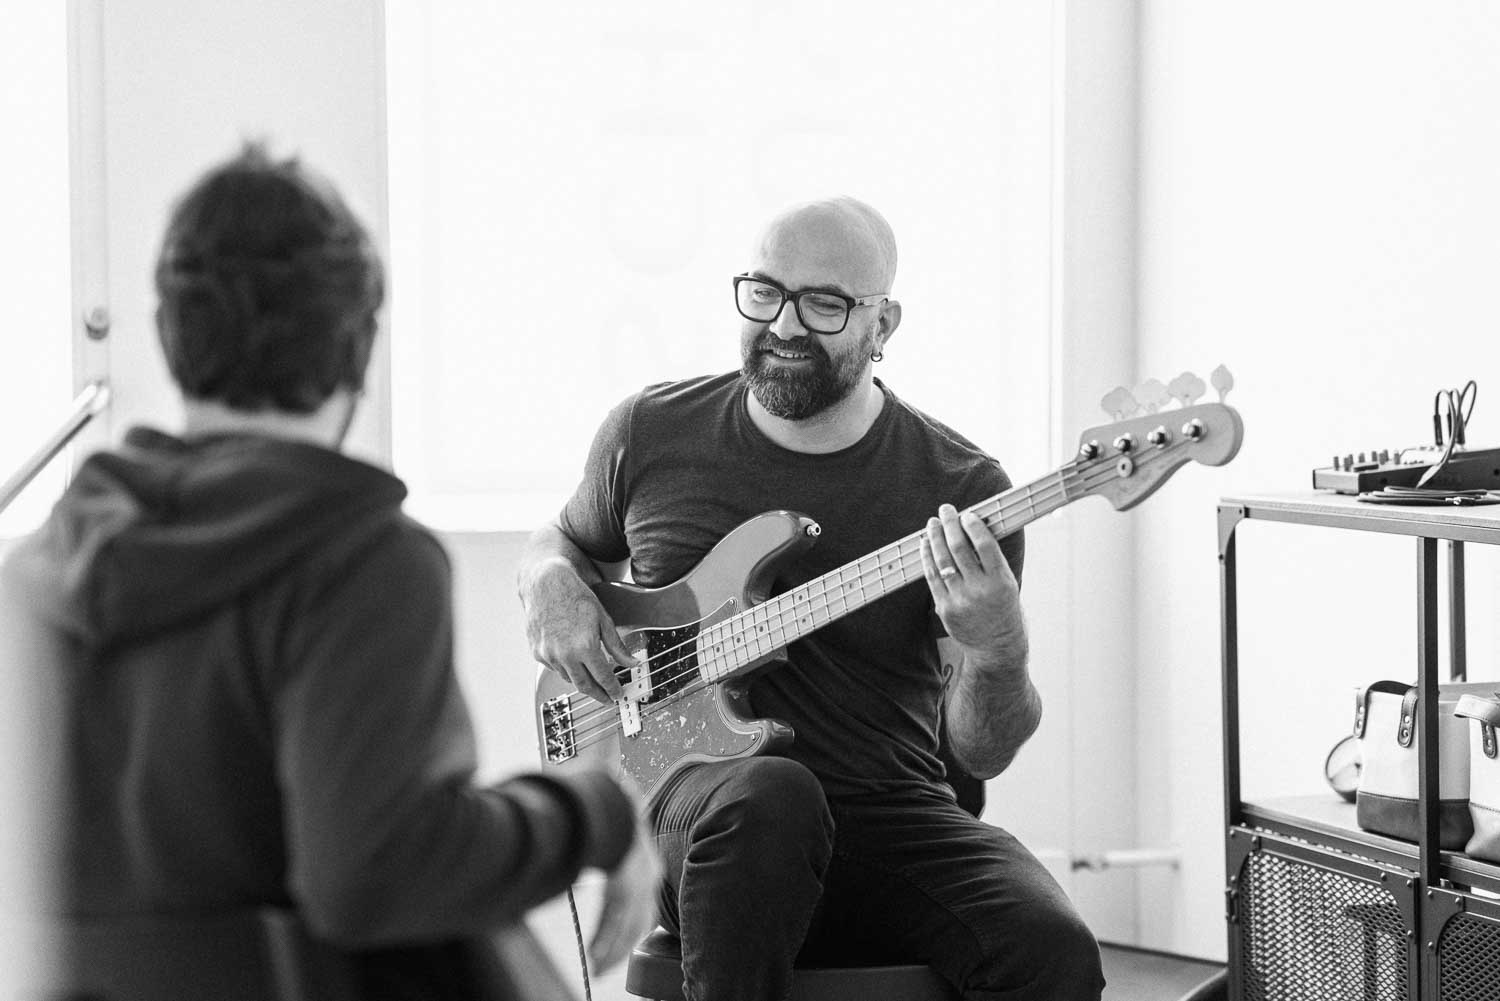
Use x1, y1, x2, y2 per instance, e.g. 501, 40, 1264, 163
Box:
692, 465, 1082, 682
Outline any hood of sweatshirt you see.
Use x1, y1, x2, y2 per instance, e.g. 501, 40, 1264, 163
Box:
3, 426, 408, 648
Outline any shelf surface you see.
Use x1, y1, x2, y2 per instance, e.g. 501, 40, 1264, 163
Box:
1241, 794, 1500, 893
1221, 490, 1500, 543
1241, 795, 1417, 867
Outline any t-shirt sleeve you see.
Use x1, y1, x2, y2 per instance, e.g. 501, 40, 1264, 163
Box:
275, 524, 635, 946
556, 393, 636, 564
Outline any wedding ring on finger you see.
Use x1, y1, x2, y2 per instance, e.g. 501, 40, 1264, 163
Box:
938, 565, 959, 580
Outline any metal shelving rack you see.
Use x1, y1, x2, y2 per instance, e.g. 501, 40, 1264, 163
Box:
1220, 493, 1500, 1001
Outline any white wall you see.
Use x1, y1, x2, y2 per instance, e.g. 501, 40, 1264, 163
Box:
384, 0, 1060, 529
1136, 0, 1500, 960
986, 0, 1150, 946
0, 4, 72, 537
1, 8, 80, 993
71, 0, 391, 465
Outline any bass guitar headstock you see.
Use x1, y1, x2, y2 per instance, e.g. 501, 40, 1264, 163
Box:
1077, 368, 1244, 511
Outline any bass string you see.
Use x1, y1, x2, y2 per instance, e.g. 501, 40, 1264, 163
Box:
546, 465, 1086, 744
551, 445, 1178, 753
553, 447, 1170, 749
551, 462, 1091, 743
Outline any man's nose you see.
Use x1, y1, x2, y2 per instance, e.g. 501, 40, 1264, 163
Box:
768, 298, 807, 340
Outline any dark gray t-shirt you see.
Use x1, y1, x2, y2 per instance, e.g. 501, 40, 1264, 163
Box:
559, 372, 1024, 797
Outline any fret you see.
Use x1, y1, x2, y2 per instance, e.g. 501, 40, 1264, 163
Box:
696, 628, 721, 682
770, 602, 792, 649
747, 606, 771, 661
688, 638, 706, 684
703, 473, 1090, 660
811, 579, 836, 632
832, 565, 854, 619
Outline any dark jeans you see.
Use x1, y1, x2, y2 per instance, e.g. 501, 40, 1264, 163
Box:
649, 757, 1105, 1001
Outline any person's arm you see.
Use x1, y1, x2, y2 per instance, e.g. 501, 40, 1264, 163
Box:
941, 623, 1040, 780
923, 504, 1041, 780
517, 394, 640, 704
275, 523, 640, 947
517, 522, 639, 705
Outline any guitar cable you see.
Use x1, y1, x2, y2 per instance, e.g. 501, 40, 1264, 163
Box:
567, 885, 594, 1001
1415, 380, 1477, 489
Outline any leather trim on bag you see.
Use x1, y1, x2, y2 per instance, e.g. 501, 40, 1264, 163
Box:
1355, 680, 1413, 738
1356, 789, 1475, 850
1454, 694, 1500, 765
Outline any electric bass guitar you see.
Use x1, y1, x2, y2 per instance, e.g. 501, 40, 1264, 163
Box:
535, 400, 1243, 800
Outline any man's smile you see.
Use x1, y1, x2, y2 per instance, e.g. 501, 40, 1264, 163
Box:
765, 347, 815, 362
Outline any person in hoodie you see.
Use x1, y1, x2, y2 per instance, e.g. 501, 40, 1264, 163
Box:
0, 144, 658, 989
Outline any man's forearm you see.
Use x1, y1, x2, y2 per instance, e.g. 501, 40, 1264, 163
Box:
944, 626, 1040, 781
518, 522, 602, 597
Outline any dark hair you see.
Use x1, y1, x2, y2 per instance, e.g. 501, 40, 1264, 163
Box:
154, 143, 385, 413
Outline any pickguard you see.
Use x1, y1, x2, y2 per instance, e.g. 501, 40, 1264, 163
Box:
619, 685, 764, 797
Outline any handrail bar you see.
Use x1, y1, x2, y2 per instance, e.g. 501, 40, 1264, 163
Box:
0, 380, 111, 517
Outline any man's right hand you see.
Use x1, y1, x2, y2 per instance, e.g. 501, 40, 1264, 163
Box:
521, 557, 637, 705
587, 806, 663, 973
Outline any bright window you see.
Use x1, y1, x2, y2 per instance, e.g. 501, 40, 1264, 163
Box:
0, 6, 73, 538
386, 2, 1054, 529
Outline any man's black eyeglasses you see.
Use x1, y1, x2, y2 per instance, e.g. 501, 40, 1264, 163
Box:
732, 275, 889, 335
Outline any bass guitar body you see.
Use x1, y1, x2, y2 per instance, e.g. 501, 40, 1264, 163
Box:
535, 511, 820, 800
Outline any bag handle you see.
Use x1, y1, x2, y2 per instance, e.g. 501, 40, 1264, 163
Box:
1354, 680, 1418, 746
1454, 693, 1500, 760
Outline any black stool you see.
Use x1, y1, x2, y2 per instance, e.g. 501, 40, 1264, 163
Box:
624, 927, 959, 1001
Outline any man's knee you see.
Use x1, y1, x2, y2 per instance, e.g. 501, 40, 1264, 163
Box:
698, 758, 832, 860
969, 902, 1104, 1000
714, 757, 831, 836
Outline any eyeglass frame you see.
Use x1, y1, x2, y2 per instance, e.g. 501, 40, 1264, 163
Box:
732, 274, 890, 335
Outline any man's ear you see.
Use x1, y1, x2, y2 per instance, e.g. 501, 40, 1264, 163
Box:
876, 299, 902, 353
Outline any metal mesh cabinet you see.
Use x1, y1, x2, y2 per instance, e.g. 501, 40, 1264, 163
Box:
1227, 828, 1417, 1001
1218, 494, 1500, 1001
1430, 888, 1500, 1000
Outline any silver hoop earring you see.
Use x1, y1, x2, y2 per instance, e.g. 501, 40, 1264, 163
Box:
871, 350, 884, 363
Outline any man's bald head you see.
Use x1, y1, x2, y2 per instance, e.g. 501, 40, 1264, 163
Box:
752, 196, 897, 296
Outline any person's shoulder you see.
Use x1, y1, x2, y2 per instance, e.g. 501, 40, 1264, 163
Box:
387, 512, 451, 568
634, 371, 740, 411
303, 508, 452, 603
886, 386, 999, 464
595, 372, 738, 426
624, 371, 741, 434
882, 384, 1014, 498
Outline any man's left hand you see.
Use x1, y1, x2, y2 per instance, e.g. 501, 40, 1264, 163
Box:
920, 503, 1021, 653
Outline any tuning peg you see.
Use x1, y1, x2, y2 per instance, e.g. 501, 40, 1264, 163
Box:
1167, 371, 1206, 408
1100, 386, 1139, 421
1135, 378, 1170, 415
1211, 364, 1234, 402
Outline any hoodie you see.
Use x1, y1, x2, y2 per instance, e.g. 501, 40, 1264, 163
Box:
0, 427, 633, 946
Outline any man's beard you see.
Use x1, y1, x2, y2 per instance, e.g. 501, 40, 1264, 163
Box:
740, 329, 872, 420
